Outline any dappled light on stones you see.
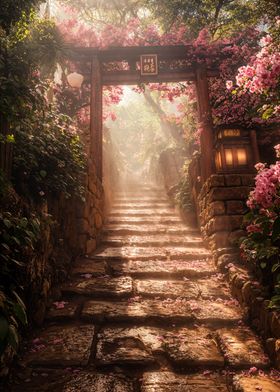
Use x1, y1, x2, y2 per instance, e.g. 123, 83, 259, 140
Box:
6, 185, 280, 391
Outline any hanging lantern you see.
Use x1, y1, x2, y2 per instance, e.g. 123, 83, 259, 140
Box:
67, 72, 84, 89
214, 127, 257, 173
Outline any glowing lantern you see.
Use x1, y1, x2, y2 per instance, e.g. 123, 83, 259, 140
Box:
214, 127, 257, 172
67, 72, 84, 88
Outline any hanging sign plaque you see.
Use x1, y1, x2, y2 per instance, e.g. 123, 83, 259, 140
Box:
140, 54, 158, 76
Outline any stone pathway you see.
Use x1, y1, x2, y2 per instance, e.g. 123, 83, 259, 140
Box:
8, 187, 280, 391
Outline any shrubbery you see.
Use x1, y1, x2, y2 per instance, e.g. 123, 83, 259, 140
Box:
12, 111, 86, 201
0, 207, 41, 356
241, 145, 280, 308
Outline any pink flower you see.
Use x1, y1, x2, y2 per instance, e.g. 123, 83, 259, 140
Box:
53, 301, 68, 309
226, 80, 233, 90
274, 144, 280, 159
255, 162, 266, 172
81, 273, 93, 279
248, 366, 258, 375
247, 224, 262, 234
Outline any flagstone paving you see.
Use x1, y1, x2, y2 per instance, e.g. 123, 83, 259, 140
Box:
7, 186, 280, 391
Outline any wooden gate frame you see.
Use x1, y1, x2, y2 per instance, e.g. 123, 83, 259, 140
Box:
72, 45, 220, 182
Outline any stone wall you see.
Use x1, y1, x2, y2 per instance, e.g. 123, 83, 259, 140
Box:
76, 157, 104, 255
190, 171, 280, 368
196, 173, 254, 252
25, 157, 104, 326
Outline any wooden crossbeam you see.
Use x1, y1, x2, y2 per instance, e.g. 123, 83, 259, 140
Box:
102, 69, 219, 85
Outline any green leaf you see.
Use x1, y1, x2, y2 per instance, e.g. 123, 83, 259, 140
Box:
3, 219, 12, 229
272, 263, 280, 273
0, 315, 9, 343
12, 291, 26, 310
13, 303, 27, 326
272, 217, 280, 242
39, 170, 47, 178
260, 262, 267, 269
7, 325, 19, 352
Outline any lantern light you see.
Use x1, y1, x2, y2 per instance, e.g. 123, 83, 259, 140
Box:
67, 72, 84, 89
214, 127, 256, 173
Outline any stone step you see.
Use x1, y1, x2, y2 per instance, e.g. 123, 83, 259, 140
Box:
135, 278, 231, 300
108, 259, 216, 278
232, 374, 280, 392
107, 216, 183, 225
142, 372, 229, 392
216, 327, 270, 369
102, 234, 204, 248
92, 246, 211, 261
6, 370, 135, 392
96, 326, 225, 368
114, 197, 169, 203
108, 209, 176, 217
112, 202, 172, 209
71, 259, 216, 279
81, 298, 242, 326
103, 224, 199, 235
115, 192, 167, 198
61, 276, 133, 298
22, 324, 95, 367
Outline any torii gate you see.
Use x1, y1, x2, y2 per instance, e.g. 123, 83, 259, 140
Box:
71, 45, 219, 183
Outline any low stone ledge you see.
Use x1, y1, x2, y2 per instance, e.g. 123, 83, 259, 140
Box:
216, 251, 280, 369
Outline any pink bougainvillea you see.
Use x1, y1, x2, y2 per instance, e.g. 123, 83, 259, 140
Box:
247, 161, 280, 210
235, 29, 280, 121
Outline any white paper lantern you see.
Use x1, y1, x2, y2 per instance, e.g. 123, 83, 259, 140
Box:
67, 72, 84, 88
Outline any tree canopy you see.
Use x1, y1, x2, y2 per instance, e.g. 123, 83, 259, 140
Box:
0, 0, 42, 31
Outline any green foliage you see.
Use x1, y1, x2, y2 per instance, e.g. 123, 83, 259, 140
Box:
174, 161, 193, 212
12, 110, 86, 201
0, 0, 42, 32
0, 210, 41, 355
241, 211, 280, 309
0, 14, 65, 122
59, 0, 146, 26
141, 0, 258, 37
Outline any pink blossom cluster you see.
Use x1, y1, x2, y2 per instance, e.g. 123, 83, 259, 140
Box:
236, 38, 280, 95
247, 159, 280, 210
235, 32, 280, 122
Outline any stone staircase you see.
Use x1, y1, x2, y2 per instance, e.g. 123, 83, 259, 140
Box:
8, 186, 280, 391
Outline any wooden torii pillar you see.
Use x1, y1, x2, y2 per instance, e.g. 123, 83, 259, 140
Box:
195, 65, 215, 181
90, 56, 103, 181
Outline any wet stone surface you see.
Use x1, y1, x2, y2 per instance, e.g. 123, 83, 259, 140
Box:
62, 276, 133, 298
141, 372, 229, 392
23, 325, 95, 367
217, 327, 270, 368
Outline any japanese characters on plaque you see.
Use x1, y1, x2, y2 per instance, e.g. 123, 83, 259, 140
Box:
140, 54, 158, 76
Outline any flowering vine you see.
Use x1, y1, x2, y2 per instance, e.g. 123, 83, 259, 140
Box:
241, 145, 280, 308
